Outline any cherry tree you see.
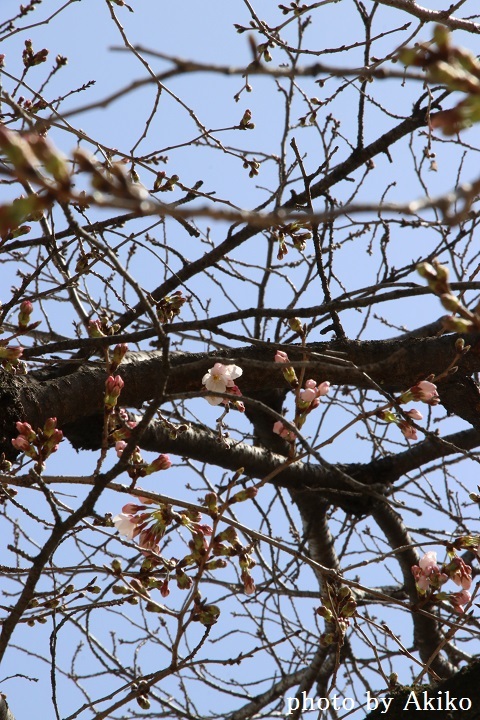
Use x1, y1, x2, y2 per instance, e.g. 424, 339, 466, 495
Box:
1, 1, 480, 718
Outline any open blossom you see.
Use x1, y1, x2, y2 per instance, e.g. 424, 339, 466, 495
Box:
112, 512, 138, 539
411, 551, 448, 594
202, 363, 243, 405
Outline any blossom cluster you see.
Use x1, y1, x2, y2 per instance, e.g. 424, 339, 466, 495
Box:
113, 498, 216, 600
115, 440, 171, 480
113, 487, 257, 601
0, 300, 40, 375
11, 417, 63, 473
411, 550, 473, 613
316, 583, 357, 647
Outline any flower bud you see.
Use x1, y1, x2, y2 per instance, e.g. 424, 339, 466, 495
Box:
18, 300, 33, 329
442, 316, 475, 333
288, 317, 304, 336
440, 293, 461, 313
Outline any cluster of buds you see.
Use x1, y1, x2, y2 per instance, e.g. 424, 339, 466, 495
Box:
11, 417, 63, 473
87, 317, 120, 338
110, 407, 138, 442
191, 592, 221, 626
316, 583, 357, 647
0, 124, 70, 192
0, 343, 25, 374
132, 681, 151, 711
377, 380, 440, 442
153, 171, 179, 192
239, 108, 255, 130
242, 156, 260, 178
273, 349, 330, 441
295, 379, 330, 428
211, 522, 257, 595
271, 222, 313, 259
113, 498, 216, 597
0, 193, 47, 241
256, 40, 274, 63
378, 407, 424, 442
418, 260, 480, 334
104, 374, 124, 411
152, 290, 187, 324
113, 485, 258, 602
279, 2, 309, 15
74, 148, 148, 201
115, 441, 171, 481
411, 550, 473, 613
201, 362, 245, 411
399, 26, 480, 135
22, 39, 48, 68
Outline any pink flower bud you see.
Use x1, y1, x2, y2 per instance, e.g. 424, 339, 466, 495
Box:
317, 381, 330, 396
18, 300, 33, 329
43, 417, 58, 437
15, 421, 36, 439
111, 343, 128, 369
146, 454, 172, 473
274, 350, 289, 363
405, 408, 423, 420
12, 435, 31, 452
105, 375, 125, 409
272, 420, 295, 441
115, 440, 127, 457
299, 387, 316, 403
399, 422, 417, 441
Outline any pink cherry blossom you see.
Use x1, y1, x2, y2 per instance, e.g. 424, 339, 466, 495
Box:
412, 551, 449, 594
419, 551, 438, 573
202, 363, 243, 405
113, 512, 137, 539
274, 350, 289, 363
